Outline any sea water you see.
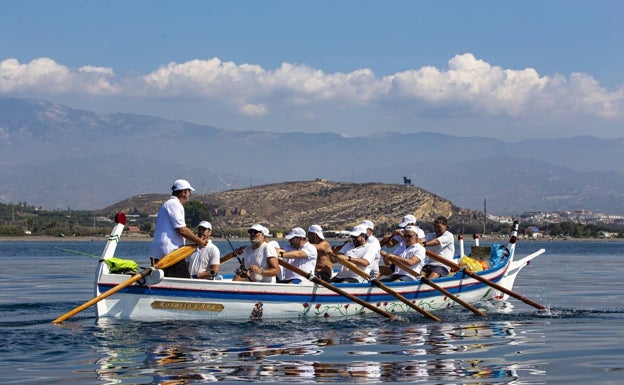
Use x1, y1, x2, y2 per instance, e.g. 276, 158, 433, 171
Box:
0, 239, 623, 384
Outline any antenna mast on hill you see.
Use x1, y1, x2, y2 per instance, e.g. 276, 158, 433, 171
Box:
483, 197, 487, 235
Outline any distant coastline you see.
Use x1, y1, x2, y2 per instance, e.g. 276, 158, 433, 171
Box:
0, 235, 150, 242
1, 235, 621, 243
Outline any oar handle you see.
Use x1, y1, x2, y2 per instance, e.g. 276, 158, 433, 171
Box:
336, 258, 441, 321
220, 246, 246, 264
424, 250, 546, 310
277, 259, 399, 320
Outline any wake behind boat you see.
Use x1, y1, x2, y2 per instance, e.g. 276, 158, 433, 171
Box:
80, 213, 546, 322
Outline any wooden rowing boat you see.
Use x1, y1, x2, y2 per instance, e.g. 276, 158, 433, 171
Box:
93, 213, 545, 321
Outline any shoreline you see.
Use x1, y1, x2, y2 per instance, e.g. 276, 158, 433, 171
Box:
1, 235, 621, 243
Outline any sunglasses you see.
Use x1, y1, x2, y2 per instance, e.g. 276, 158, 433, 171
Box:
248, 230, 261, 235
404, 234, 416, 238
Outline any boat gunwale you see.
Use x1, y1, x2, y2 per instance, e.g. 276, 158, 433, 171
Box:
96, 259, 509, 303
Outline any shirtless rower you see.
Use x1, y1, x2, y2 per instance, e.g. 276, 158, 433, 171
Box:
307, 224, 335, 282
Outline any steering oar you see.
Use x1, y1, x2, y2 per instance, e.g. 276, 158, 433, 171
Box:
52, 245, 196, 324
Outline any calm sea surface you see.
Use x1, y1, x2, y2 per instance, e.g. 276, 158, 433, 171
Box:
1, 239, 623, 384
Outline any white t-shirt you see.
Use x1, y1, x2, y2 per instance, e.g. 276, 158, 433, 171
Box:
392, 243, 425, 277
366, 235, 381, 276
149, 196, 186, 259
242, 242, 278, 282
282, 241, 318, 282
265, 241, 284, 279
425, 230, 455, 271
335, 242, 377, 282
188, 240, 221, 277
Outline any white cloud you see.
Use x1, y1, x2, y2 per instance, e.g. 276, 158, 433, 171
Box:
1, 54, 622, 122
240, 103, 267, 116
387, 54, 550, 118
0, 57, 71, 93
79, 65, 114, 76
0, 57, 117, 95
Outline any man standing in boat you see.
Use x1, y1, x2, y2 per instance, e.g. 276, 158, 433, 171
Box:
233, 224, 280, 282
149, 179, 208, 278
421, 216, 455, 279
276, 227, 317, 283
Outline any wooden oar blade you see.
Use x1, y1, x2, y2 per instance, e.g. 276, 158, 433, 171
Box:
52, 272, 146, 324
154, 245, 196, 269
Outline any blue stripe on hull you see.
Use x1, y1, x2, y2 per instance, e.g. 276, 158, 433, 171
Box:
98, 269, 505, 304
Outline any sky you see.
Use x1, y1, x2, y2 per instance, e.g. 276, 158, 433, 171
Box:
1, 0, 622, 141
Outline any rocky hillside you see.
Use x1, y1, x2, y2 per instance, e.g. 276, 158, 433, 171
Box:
100, 179, 484, 233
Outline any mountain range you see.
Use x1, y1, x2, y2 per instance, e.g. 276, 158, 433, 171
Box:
1, 96, 624, 215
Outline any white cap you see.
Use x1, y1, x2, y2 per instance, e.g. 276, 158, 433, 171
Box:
398, 214, 417, 228
172, 179, 195, 192
360, 220, 374, 230
307, 224, 325, 240
349, 225, 368, 237
198, 221, 212, 229
285, 227, 306, 240
249, 224, 265, 234
260, 225, 271, 236
404, 225, 425, 239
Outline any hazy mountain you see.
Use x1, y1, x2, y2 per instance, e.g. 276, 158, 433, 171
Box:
1, 97, 623, 215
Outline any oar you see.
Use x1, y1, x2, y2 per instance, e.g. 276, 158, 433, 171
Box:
52, 245, 196, 324
220, 246, 246, 264
425, 250, 546, 310
336, 258, 441, 321
277, 259, 400, 321
386, 254, 486, 316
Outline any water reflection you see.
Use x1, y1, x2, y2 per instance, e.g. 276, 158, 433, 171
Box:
93, 319, 542, 383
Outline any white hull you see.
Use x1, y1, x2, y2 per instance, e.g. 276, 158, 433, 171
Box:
95, 256, 542, 321
93, 215, 544, 321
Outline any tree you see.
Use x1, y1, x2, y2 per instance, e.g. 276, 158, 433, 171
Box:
184, 201, 212, 228
548, 223, 562, 236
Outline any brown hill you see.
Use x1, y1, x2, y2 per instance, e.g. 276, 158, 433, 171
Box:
101, 179, 484, 234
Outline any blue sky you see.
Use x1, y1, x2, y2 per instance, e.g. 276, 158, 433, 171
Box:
1, 0, 622, 140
